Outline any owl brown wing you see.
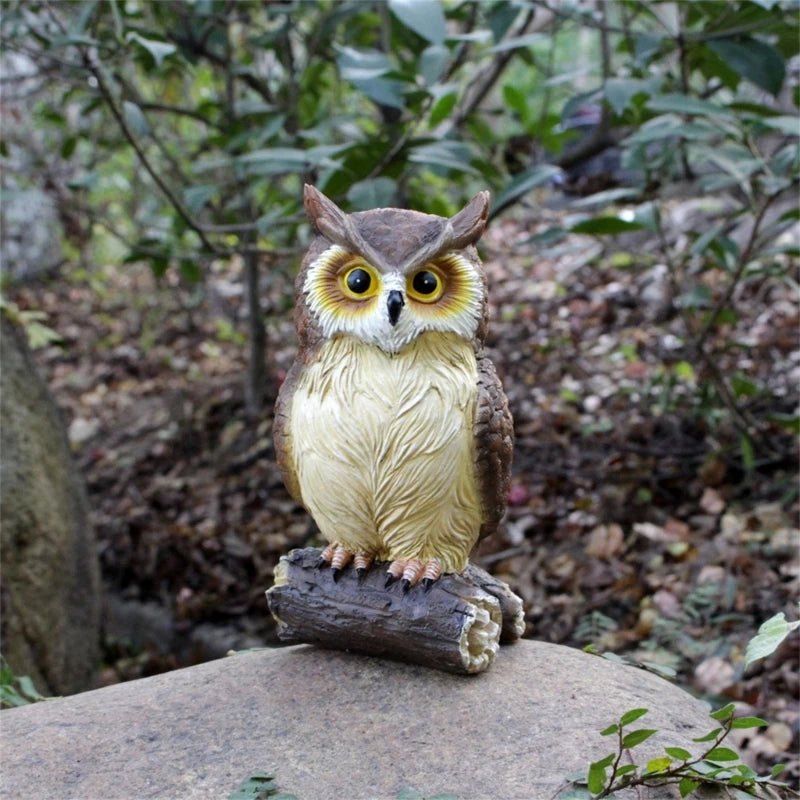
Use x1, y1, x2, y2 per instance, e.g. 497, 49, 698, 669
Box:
474, 354, 514, 540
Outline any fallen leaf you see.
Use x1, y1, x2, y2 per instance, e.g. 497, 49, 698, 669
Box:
585, 524, 625, 558
634, 522, 679, 542
664, 518, 690, 539
652, 589, 681, 618
68, 416, 101, 447
700, 487, 726, 515
694, 656, 736, 694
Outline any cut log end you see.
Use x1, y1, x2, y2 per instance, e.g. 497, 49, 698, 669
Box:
266, 547, 525, 675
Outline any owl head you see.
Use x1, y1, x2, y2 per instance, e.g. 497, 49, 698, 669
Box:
296, 185, 491, 355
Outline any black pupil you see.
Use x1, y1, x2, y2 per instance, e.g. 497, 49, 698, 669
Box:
346, 268, 371, 294
413, 271, 438, 295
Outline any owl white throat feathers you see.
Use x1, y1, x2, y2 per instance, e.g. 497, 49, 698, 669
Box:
273, 185, 513, 591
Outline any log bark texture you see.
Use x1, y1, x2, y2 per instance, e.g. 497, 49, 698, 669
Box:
266, 547, 524, 674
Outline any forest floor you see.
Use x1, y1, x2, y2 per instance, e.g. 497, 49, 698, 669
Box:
11, 196, 799, 784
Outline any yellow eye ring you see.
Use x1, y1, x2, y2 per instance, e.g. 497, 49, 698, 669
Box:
407, 268, 444, 303
340, 264, 379, 300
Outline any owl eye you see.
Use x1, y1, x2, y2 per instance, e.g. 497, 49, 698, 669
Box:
340, 265, 379, 300
408, 268, 444, 303
347, 268, 371, 294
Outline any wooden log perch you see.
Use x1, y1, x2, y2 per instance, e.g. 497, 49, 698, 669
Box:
266, 547, 525, 675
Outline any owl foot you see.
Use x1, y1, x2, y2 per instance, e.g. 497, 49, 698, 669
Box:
354, 553, 373, 580
385, 558, 442, 592
317, 545, 377, 582
315, 543, 338, 568
316, 544, 354, 582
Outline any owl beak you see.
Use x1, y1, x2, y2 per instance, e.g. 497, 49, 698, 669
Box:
386, 290, 404, 326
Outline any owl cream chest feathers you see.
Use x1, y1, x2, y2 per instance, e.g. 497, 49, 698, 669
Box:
289, 332, 483, 573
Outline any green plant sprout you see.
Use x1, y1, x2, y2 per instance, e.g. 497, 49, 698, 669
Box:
567, 611, 800, 799
569, 704, 792, 799
227, 772, 297, 800
0, 656, 47, 709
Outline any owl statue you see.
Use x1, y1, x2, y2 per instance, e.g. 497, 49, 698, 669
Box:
273, 185, 513, 591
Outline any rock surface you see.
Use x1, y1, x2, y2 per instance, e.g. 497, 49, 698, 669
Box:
2, 640, 725, 800
0, 312, 100, 695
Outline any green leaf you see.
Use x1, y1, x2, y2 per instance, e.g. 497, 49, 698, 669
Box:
615, 764, 638, 777
122, 101, 151, 137
744, 612, 800, 670
347, 177, 397, 211
675, 284, 712, 309
673, 361, 695, 383
429, 92, 457, 126
503, 84, 527, 117
66, 171, 99, 190
707, 37, 786, 96
705, 747, 740, 762
757, 115, 800, 135
599, 723, 619, 736
710, 703, 736, 722
356, 77, 406, 110
587, 761, 607, 795
620, 708, 649, 726
604, 78, 651, 116
647, 93, 731, 117
770, 763, 786, 778
570, 217, 644, 235
493, 164, 561, 213
125, 32, 176, 67
408, 140, 477, 174
388, 0, 447, 45
16, 675, 44, 700
665, 747, 691, 761
621, 729, 657, 748
693, 727, 722, 742
740, 434, 755, 473
644, 757, 672, 774
60, 136, 78, 159
489, 32, 546, 53
679, 778, 700, 797
183, 185, 217, 215
336, 47, 393, 81
395, 791, 424, 800
419, 44, 449, 86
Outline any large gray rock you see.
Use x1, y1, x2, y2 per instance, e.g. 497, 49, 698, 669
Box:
1, 641, 724, 799
0, 313, 100, 695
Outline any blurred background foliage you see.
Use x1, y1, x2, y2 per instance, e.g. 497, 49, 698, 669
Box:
1, 0, 798, 432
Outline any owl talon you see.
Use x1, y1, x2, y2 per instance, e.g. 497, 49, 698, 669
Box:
401, 558, 424, 587
318, 543, 337, 567
422, 578, 435, 592
331, 567, 342, 583
401, 578, 411, 593
330, 546, 352, 572
385, 573, 398, 588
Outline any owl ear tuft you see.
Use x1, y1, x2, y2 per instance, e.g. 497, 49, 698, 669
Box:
304, 184, 351, 244
448, 191, 490, 248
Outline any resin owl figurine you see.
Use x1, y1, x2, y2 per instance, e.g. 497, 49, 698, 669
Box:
273, 185, 513, 590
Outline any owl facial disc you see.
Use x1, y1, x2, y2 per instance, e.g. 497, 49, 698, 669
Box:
302, 245, 483, 354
